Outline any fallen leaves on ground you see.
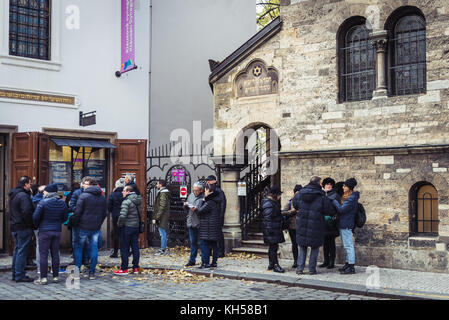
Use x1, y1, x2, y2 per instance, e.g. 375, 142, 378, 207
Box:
225, 252, 261, 261
100, 267, 212, 285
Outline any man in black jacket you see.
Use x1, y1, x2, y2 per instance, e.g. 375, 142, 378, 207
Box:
9, 176, 35, 283
206, 175, 227, 258
293, 176, 334, 275
70, 177, 107, 280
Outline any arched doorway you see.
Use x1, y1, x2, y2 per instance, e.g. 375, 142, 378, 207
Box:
410, 182, 439, 236
235, 123, 281, 239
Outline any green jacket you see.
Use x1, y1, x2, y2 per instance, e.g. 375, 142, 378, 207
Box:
118, 193, 142, 228
154, 188, 170, 230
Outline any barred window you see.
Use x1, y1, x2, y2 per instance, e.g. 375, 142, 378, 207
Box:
339, 23, 376, 102
390, 15, 426, 96
9, 0, 51, 60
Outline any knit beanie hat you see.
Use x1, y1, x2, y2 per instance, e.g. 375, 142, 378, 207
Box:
344, 178, 357, 190
44, 184, 58, 193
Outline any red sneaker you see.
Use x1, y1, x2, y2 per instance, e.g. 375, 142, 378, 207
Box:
113, 269, 128, 275
131, 268, 139, 274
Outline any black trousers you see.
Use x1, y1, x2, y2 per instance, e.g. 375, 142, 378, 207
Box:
268, 244, 279, 266
288, 229, 298, 263
323, 235, 337, 263
112, 217, 121, 254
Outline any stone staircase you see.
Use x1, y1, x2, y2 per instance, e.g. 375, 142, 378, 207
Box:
231, 232, 280, 258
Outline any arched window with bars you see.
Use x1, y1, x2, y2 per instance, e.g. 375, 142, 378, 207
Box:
338, 17, 376, 102
386, 7, 426, 96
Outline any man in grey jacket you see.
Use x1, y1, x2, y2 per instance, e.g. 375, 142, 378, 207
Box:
183, 182, 204, 267
114, 186, 142, 275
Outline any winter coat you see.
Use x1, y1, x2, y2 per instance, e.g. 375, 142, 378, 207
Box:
261, 197, 285, 245
118, 192, 142, 228
33, 193, 69, 233
293, 183, 334, 248
282, 199, 298, 230
196, 191, 222, 241
215, 186, 227, 226
69, 188, 82, 213
332, 191, 360, 230
9, 187, 34, 232
324, 189, 341, 237
108, 187, 124, 219
70, 186, 107, 231
154, 187, 170, 230
185, 192, 203, 229
32, 193, 44, 207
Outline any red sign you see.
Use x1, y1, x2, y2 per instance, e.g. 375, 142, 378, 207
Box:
180, 186, 188, 198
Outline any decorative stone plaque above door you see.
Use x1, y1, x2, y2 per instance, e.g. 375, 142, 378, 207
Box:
235, 60, 279, 98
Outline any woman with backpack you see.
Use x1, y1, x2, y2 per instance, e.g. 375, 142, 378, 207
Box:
331, 178, 359, 275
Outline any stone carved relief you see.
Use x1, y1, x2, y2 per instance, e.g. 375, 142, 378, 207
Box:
235, 60, 279, 98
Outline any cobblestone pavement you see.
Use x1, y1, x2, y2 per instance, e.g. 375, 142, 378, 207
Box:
1, 246, 449, 299
0, 268, 384, 301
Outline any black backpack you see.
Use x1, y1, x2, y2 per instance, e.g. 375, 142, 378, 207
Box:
354, 203, 366, 228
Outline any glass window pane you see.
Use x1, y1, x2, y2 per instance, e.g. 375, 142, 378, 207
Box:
9, 0, 50, 60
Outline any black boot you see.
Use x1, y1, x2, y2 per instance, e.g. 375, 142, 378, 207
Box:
267, 264, 274, 271
327, 260, 335, 269
273, 264, 285, 273
340, 264, 355, 274
319, 260, 329, 268
338, 262, 349, 272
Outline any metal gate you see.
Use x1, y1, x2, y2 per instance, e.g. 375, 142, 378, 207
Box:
146, 142, 216, 247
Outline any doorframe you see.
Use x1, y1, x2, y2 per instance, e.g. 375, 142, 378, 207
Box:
0, 125, 18, 254
42, 127, 117, 248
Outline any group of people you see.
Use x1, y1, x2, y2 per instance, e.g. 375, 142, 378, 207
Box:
183, 175, 227, 269
9, 173, 145, 284
261, 176, 360, 275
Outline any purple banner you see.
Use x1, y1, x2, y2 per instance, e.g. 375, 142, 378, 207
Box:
120, 0, 135, 73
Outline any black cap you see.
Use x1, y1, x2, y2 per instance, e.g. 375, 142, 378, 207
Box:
206, 175, 217, 181
44, 184, 58, 193
269, 186, 283, 195
344, 178, 357, 190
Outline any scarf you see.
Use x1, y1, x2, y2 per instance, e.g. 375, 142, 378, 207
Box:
341, 190, 353, 204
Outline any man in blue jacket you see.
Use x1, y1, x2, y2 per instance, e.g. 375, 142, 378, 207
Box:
70, 177, 107, 280
33, 184, 68, 285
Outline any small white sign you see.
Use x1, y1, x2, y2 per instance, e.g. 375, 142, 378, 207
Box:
238, 182, 246, 196
180, 186, 188, 198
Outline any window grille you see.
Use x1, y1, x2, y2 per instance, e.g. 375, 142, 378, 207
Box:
9, 0, 50, 60
390, 15, 426, 96
340, 24, 376, 102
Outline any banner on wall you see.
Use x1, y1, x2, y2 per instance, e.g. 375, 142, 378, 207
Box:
117, 0, 137, 76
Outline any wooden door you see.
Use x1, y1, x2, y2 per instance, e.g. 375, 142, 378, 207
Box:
113, 139, 148, 247
10, 132, 49, 254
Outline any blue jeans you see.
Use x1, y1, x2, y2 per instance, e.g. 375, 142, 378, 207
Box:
72, 227, 90, 264
158, 227, 167, 251
12, 229, 34, 280
188, 228, 199, 263
120, 227, 140, 270
200, 240, 218, 265
340, 229, 355, 264
74, 229, 100, 274
297, 246, 319, 272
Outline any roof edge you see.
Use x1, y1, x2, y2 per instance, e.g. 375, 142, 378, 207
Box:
208, 17, 283, 91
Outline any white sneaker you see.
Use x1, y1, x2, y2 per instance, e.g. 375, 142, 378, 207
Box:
34, 278, 48, 285
155, 250, 166, 256
53, 277, 59, 283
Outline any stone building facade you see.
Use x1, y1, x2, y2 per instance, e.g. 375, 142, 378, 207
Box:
209, 0, 449, 273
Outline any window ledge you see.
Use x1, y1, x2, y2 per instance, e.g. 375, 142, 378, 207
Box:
408, 236, 438, 249
0, 55, 61, 71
